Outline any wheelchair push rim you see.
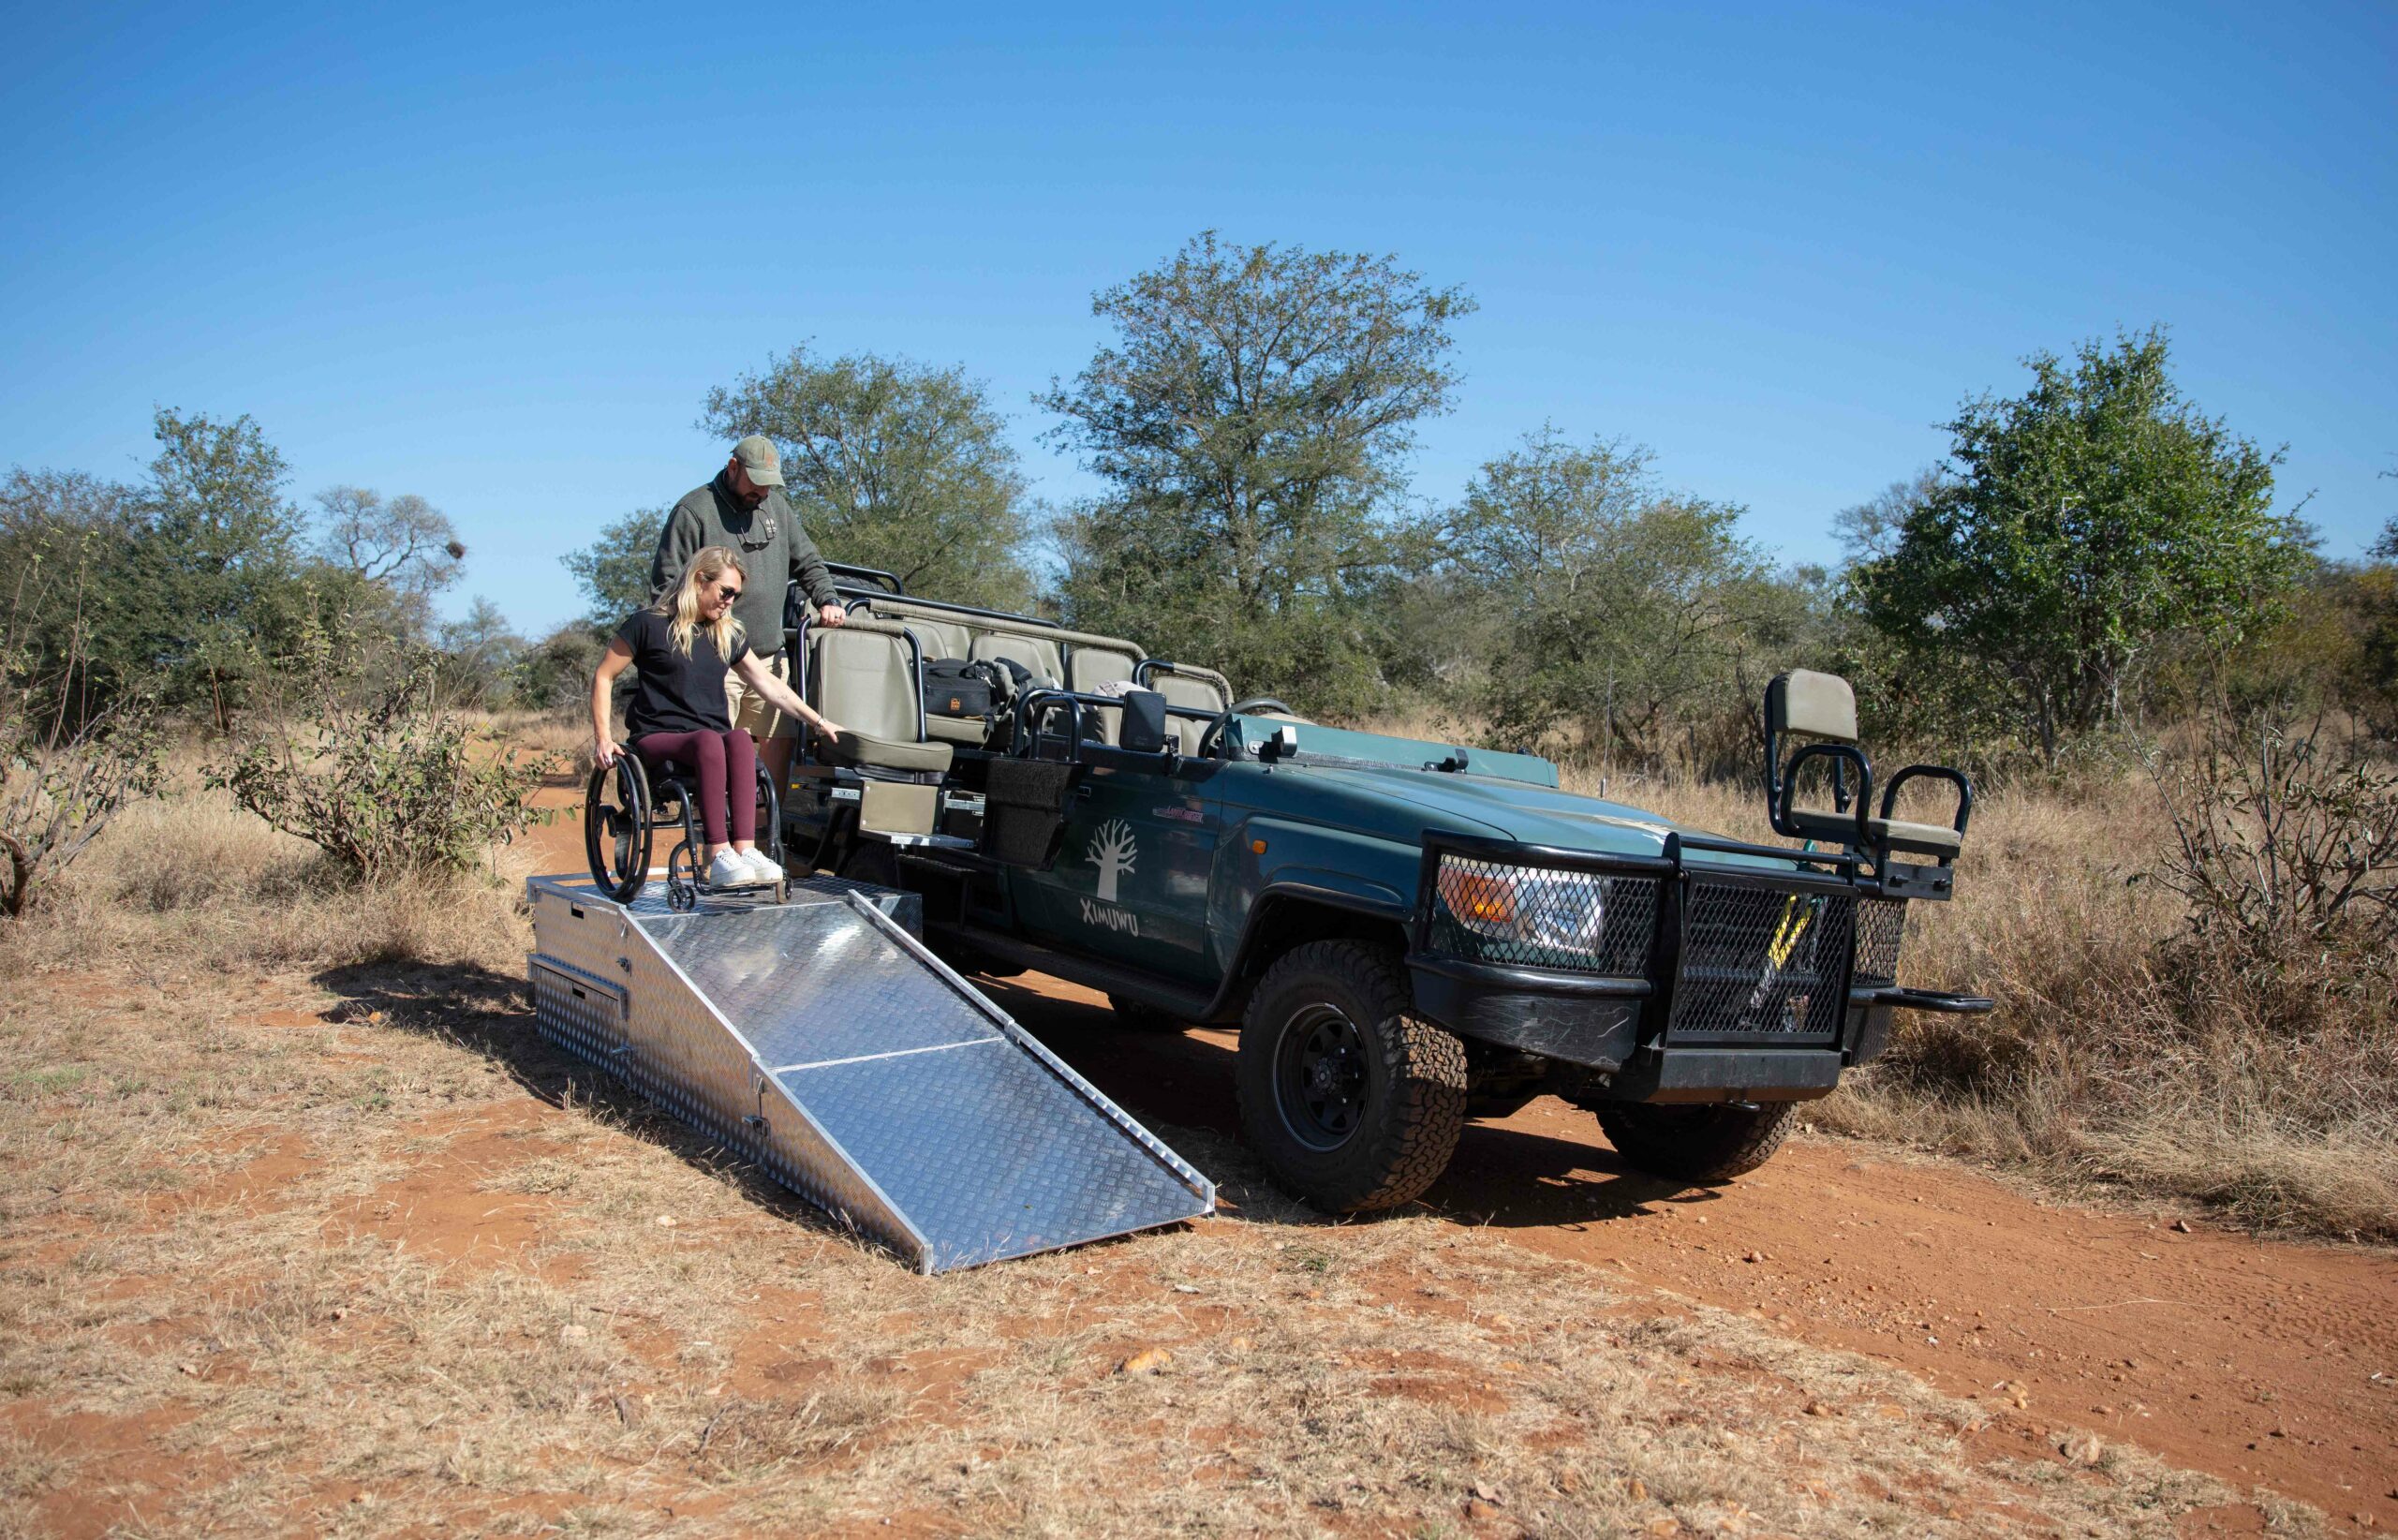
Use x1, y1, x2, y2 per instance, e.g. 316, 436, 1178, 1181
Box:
585, 756, 654, 903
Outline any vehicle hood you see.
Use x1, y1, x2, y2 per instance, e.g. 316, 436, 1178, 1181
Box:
1279, 763, 1802, 870
1218, 717, 1802, 869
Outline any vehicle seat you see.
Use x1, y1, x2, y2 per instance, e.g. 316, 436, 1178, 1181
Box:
810, 618, 955, 776
1143, 663, 1233, 755
1067, 645, 1139, 744
1765, 669, 1964, 858
970, 629, 1064, 690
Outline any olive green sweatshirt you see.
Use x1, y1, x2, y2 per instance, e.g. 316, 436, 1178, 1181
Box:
648, 472, 840, 657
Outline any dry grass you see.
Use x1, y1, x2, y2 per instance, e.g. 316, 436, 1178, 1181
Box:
0, 777, 528, 983
0, 785, 2301, 1536
1577, 763, 2398, 1242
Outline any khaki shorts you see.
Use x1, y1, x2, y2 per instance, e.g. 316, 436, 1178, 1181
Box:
727, 652, 796, 741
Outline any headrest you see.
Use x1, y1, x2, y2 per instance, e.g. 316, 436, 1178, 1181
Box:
1767, 670, 1858, 743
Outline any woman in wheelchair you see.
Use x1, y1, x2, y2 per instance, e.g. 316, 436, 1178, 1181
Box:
590, 546, 841, 889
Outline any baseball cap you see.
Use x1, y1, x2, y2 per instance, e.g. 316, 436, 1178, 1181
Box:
731, 434, 784, 487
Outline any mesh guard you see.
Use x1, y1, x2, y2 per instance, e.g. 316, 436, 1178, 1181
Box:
1666, 878, 1856, 1043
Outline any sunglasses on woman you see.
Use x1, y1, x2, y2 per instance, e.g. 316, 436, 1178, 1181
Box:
717, 583, 743, 600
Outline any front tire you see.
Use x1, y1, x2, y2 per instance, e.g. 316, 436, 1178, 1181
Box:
1586, 1101, 1798, 1182
1236, 940, 1467, 1213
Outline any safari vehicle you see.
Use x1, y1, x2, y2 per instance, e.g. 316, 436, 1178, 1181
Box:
768, 564, 1990, 1213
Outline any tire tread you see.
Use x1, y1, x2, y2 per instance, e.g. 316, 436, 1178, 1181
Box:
1237, 940, 1468, 1212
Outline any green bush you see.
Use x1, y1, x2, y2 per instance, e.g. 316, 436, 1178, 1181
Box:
208, 626, 559, 881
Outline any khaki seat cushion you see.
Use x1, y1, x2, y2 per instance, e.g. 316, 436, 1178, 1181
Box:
970, 630, 1065, 687
911, 619, 975, 661
1769, 669, 1859, 743
851, 600, 973, 662
829, 731, 954, 774
924, 715, 988, 746
1067, 648, 1138, 691
810, 619, 951, 773
1147, 666, 1233, 755
1066, 648, 1139, 744
1787, 807, 1961, 856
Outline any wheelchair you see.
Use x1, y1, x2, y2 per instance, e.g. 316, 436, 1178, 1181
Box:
584, 750, 787, 911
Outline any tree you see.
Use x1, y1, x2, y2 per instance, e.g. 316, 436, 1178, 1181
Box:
561, 510, 663, 629
111, 409, 344, 729
1832, 467, 1948, 568
1852, 329, 2307, 763
2358, 496, 2398, 736
1, 490, 161, 914
1041, 231, 1474, 715
0, 469, 138, 724
1429, 429, 1768, 764
513, 624, 605, 713
702, 348, 1036, 610
436, 597, 527, 708
317, 487, 466, 634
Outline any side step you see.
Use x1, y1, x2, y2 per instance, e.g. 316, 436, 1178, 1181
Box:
525, 873, 1214, 1272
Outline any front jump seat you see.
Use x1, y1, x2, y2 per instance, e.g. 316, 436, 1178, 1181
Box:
1765, 669, 1962, 858
811, 618, 954, 776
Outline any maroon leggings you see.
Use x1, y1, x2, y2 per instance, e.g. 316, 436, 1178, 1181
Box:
630, 730, 756, 846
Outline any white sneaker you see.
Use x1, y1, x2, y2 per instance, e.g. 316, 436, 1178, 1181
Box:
705, 850, 751, 888
740, 851, 786, 883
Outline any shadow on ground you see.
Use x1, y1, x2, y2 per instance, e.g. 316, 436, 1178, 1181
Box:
973, 972, 1706, 1232
305, 952, 1704, 1251
308, 957, 863, 1249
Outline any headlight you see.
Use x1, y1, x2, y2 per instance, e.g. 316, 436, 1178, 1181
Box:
1433, 857, 1655, 972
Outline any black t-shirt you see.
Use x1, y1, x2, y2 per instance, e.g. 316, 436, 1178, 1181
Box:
615, 609, 754, 739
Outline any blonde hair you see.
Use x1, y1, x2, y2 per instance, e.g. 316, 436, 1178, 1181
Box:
655, 546, 748, 659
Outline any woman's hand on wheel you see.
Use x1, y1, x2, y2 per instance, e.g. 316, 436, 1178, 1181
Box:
594, 735, 622, 767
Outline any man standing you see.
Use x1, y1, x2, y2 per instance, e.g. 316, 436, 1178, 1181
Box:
652, 435, 846, 788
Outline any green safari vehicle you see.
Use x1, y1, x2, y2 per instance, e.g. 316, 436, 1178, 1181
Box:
773, 566, 1991, 1213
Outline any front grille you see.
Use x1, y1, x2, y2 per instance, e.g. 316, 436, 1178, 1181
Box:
1666, 880, 1856, 1041
1428, 856, 1659, 975
1852, 897, 1907, 985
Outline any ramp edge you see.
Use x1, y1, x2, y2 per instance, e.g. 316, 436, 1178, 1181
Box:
623, 903, 939, 1269
842, 893, 1219, 1211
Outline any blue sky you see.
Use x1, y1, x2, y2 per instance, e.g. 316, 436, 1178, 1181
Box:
4, 2, 2391, 636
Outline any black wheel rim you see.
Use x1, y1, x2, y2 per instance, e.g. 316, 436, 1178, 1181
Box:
1274, 1002, 1371, 1151
585, 759, 652, 901
666, 841, 696, 911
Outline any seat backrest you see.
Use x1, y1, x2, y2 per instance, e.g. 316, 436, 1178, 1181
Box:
970, 629, 1065, 688
852, 599, 972, 662
1766, 669, 1858, 744
1067, 646, 1138, 693
1144, 663, 1234, 754
810, 618, 926, 746
1064, 646, 1139, 746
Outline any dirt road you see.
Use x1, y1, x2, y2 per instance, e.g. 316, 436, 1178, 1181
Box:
971, 969, 2398, 1528
517, 801, 2395, 1523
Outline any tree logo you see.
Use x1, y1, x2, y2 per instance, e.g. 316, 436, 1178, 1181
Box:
1087, 819, 1137, 902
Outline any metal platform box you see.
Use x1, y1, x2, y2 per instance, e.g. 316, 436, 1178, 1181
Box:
525, 872, 1215, 1272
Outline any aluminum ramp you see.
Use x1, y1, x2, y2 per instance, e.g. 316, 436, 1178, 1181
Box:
525, 873, 1215, 1272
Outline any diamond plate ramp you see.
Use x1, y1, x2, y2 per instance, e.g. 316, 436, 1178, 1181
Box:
525, 874, 1213, 1271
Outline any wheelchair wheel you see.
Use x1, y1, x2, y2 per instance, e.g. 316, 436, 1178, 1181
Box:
585, 756, 654, 903
665, 840, 698, 911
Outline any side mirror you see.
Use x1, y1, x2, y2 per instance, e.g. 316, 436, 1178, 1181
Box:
1118, 689, 1169, 755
